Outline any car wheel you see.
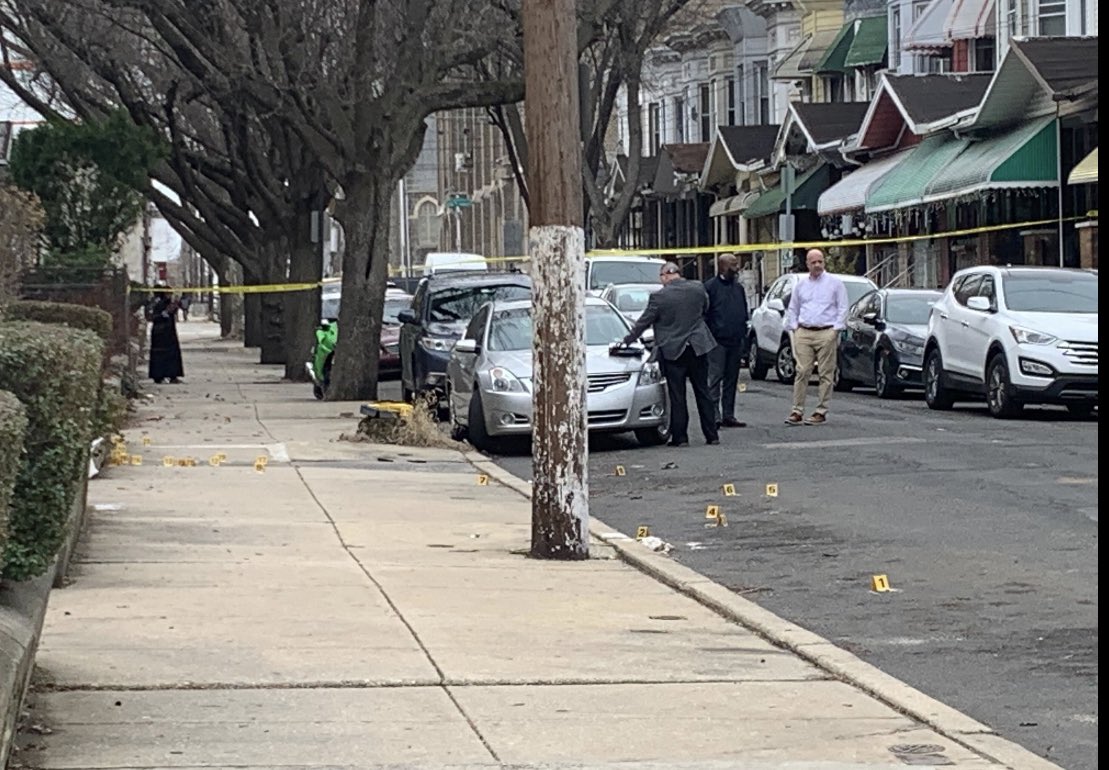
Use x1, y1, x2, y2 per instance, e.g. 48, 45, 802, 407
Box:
635, 422, 669, 447
923, 348, 955, 411
747, 334, 768, 380
467, 390, 497, 453
775, 337, 795, 384
986, 355, 1023, 419
874, 350, 901, 399
1066, 403, 1096, 418
446, 379, 468, 442
833, 359, 854, 392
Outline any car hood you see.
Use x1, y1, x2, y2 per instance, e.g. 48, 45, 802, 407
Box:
427, 321, 468, 339
887, 322, 927, 341
1008, 312, 1098, 342
484, 345, 648, 379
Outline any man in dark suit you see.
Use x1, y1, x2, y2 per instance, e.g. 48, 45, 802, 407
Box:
619, 262, 719, 447
704, 253, 749, 429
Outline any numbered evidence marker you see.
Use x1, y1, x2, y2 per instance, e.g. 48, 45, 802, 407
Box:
705, 504, 721, 519
765, 483, 779, 498
722, 483, 736, 497
209, 455, 223, 467
162, 456, 176, 467
254, 459, 266, 473
476, 474, 489, 486
216, 452, 228, 462
636, 525, 650, 540
142, 436, 152, 446
738, 382, 748, 393
130, 455, 143, 466
255, 455, 269, 467
870, 574, 892, 593
614, 465, 626, 477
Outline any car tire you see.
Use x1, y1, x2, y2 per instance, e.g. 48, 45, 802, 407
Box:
635, 423, 669, 447
874, 350, 901, 399
924, 348, 955, 411
446, 380, 468, 442
747, 334, 769, 380
1066, 403, 1096, 418
833, 360, 854, 392
775, 337, 795, 384
986, 354, 1023, 419
467, 390, 497, 453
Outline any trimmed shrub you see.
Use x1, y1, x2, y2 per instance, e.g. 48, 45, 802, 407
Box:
1, 300, 113, 344
0, 391, 28, 561
0, 322, 103, 581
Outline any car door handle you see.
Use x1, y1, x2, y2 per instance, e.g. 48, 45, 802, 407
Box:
961, 320, 969, 327
939, 313, 949, 320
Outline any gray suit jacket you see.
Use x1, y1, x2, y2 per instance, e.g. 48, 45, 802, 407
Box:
624, 278, 718, 361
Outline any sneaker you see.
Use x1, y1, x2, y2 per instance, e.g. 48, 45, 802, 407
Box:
805, 412, 827, 425
784, 411, 804, 426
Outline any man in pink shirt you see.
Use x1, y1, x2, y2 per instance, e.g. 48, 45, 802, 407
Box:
783, 249, 849, 425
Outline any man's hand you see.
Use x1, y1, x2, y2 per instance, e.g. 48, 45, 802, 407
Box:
609, 339, 630, 355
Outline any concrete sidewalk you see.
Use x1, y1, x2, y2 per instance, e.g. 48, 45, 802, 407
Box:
15, 324, 1058, 770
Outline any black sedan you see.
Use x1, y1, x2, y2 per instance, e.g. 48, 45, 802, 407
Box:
836, 288, 942, 398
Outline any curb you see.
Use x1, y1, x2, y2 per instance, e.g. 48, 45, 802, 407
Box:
464, 451, 1062, 770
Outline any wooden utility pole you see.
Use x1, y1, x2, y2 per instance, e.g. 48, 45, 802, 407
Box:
523, 0, 589, 560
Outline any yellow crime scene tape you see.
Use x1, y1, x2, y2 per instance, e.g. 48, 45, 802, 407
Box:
128, 213, 1094, 295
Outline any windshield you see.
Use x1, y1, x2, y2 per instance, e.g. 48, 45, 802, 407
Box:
429, 283, 531, 323
383, 298, 409, 325
886, 293, 941, 324
489, 304, 630, 352
1003, 272, 1099, 313
611, 286, 659, 313
845, 281, 875, 307
590, 260, 664, 290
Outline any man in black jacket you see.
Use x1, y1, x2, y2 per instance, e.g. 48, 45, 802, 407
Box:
704, 254, 749, 428
621, 262, 719, 447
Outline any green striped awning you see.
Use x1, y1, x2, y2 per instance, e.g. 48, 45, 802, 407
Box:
844, 16, 889, 68
865, 134, 970, 212
816, 22, 857, 73
743, 164, 832, 219
924, 117, 1058, 201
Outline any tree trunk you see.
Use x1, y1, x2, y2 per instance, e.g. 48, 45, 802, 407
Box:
525, 0, 590, 560
282, 219, 322, 381
244, 293, 262, 347
216, 258, 244, 339
258, 292, 285, 365
327, 175, 394, 400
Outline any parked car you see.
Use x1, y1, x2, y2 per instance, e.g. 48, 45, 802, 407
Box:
923, 266, 1098, 418
398, 271, 532, 403
748, 272, 878, 383
585, 256, 666, 296
445, 296, 668, 451
836, 289, 942, 398
307, 291, 413, 400
422, 251, 487, 276
600, 282, 663, 322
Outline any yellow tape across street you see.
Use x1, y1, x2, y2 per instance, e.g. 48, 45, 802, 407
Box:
130, 213, 1094, 295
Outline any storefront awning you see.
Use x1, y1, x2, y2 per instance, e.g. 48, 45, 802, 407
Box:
924, 117, 1057, 202
844, 16, 889, 68
905, 0, 954, 51
1068, 147, 1098, 185
865, 134, 970, 212
709, 191, 760, 217
817, 152, 913, 215
744, 164, 832, 219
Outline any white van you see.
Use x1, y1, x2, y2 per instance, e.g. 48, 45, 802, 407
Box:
585, 256, 666, 295
422, 252, 487, 276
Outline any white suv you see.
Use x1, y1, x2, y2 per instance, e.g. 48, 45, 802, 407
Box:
748, 272, 877, 382
923, 266, 1098, 418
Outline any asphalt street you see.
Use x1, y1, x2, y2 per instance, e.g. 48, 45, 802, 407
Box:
469, 377, 1098, 770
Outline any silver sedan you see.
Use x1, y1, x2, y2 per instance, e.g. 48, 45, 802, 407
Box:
600, 282, 663, 323
446, 297, 669, 451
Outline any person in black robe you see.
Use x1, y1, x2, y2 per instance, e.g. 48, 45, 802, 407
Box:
146, 283, 184, 383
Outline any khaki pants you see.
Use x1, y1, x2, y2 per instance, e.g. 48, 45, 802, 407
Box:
791, 327, 838, 416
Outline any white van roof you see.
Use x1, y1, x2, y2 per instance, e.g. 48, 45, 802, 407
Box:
422, 252, 488, 275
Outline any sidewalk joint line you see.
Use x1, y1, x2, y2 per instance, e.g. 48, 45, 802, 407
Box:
36, 677, 777, 692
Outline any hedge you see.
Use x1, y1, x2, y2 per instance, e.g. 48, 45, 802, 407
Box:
1, 300, 113, 344
0, 392, 27, 562
0, 322, 103, 581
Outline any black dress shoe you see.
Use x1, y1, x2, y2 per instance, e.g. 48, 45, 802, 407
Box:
706, 437, 720, 445
667, 439, 689, 447
721, 418, 747, 428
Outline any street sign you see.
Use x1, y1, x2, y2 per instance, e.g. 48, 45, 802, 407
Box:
447, 193, 473, 209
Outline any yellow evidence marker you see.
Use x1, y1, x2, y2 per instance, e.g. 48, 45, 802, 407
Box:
705, 505, 721, 519
870, 574, 892, 593
254, 455, 269, 467
162, 456, 176, 467
254, 459, 266, 473
738, 382, 748, 392
209, 455, 223, 467
722, 483, 736, 496
636, 526, 650, 540
130, 455, 143, 466
614, 465, 626, 477
476, 474, 489, 486
765, 483, 779, 497
142, 436, 152, 446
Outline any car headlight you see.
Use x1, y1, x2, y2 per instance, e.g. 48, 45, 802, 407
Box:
638, 361, 663, 386
1009, 326, 1058, 346
891, 337, 924, 355
419, 336, 454, 353
489, 367, 528, 393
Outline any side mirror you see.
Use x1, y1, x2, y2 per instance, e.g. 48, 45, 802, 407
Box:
397, 308, 418, 325
767, 298, 785, 313
861, 312, 879, 326
967, 296, 993, 312
454, 338, 480, 355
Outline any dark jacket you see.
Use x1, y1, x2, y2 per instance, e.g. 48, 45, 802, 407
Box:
624, 278, 717, 361
703, 274, 749, 347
